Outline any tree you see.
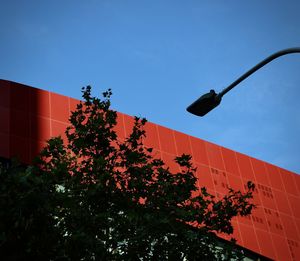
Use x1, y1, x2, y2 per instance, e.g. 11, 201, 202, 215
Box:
0, 86, 255, 260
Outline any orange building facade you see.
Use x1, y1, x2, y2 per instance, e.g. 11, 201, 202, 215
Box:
1, 79, 300, 260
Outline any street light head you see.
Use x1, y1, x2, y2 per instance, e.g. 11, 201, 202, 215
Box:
186, 48, 300, 117
186, 89, 222, 117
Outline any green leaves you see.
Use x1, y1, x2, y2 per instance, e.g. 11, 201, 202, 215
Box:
0, 86, 255, 260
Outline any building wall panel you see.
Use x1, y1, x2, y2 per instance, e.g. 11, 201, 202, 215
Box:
1, 79, 300, 260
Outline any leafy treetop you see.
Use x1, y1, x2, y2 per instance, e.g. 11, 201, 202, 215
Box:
0, 86, 255, 260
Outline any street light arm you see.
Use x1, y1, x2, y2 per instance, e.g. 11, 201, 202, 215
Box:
187, 47, 300, 117
217, 47, 300, 98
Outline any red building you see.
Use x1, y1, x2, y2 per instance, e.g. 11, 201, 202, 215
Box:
1, 79, 299, 260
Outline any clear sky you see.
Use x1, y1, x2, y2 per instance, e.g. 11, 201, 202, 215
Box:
1, 0, 300, 174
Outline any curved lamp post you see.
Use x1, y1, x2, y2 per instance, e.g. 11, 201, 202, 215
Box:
186, 47, 300, 117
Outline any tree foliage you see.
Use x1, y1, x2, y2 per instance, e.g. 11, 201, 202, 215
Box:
0, 86, 255, 260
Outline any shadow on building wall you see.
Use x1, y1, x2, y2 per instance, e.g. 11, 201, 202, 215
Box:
0, 79, 71, 164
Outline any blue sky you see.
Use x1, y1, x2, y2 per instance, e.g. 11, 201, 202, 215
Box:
1, 0, 300, 174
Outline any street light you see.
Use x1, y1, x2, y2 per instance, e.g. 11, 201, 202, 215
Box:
187, 47, 300, 117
